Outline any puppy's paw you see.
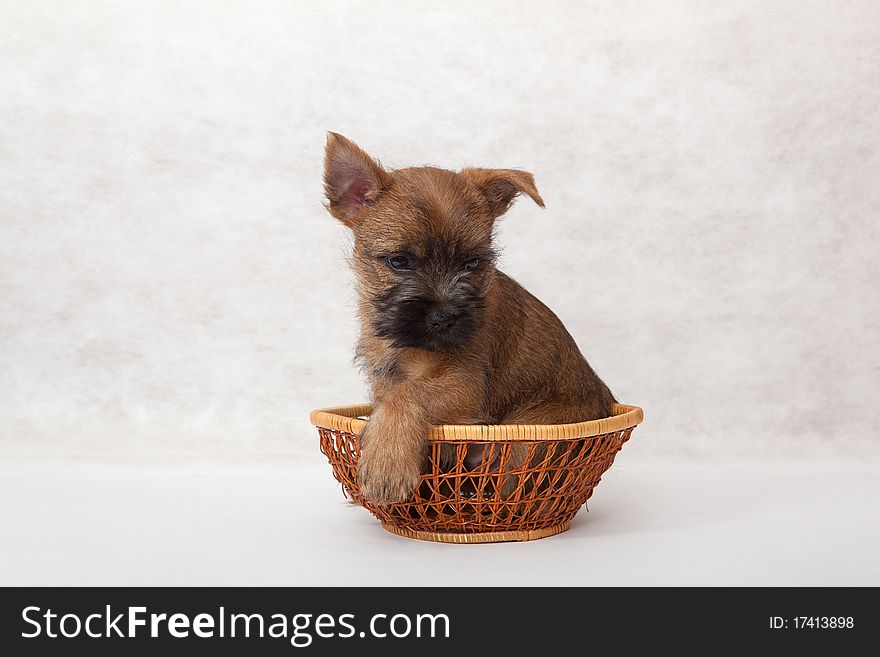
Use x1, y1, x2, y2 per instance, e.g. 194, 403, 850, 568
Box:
356, 420, 422, 505
357, 451, 421, 505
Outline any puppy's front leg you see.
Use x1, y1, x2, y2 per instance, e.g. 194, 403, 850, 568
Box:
357, 391, 429, 505
357, 367, 481, 505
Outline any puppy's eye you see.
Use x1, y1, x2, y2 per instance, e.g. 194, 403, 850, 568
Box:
464, 258, 480, 271
387, 255, 411, 271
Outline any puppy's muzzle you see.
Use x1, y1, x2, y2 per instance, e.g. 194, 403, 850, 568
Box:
426, 309, 458, 334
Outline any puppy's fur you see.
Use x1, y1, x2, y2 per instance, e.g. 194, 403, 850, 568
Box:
323, 133, 615, 504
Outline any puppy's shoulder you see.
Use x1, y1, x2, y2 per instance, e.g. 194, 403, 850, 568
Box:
491, 269, 555, 317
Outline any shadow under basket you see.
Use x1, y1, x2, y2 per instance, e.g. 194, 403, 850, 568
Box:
310, 403, 644, 544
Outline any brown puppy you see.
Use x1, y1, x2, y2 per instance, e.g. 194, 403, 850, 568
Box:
323, 133, 615, 504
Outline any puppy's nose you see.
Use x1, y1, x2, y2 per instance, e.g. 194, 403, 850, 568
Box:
427, 310, 457, 333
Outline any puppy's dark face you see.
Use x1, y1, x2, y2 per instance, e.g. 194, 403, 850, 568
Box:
362, 224, 495, 351
323, 133, 544, 352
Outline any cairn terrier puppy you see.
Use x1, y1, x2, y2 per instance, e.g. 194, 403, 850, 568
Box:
323, 133, 615, 504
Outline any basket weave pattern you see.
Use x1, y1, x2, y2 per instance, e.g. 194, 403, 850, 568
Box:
312, 403, 642, 543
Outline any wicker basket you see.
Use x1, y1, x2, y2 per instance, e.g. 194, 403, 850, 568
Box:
310, 403, 643, 543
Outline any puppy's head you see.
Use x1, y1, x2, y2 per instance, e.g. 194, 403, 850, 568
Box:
323, 133, 544, 352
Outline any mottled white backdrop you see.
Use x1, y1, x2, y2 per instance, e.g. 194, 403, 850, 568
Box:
1, 0, 877, 460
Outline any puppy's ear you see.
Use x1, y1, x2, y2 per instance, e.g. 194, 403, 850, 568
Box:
461, 168, 545, 219
323, 133, 390, 227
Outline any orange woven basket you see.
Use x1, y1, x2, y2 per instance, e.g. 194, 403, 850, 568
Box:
310, 403, 643, 543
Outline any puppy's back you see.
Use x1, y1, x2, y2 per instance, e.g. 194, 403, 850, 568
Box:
482, 271, 615, 424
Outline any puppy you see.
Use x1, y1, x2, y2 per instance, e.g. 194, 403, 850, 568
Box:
323, 133, 615, 504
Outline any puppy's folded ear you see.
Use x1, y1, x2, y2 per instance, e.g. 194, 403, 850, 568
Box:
323, 133, 390, 227
460, 168, 545, 219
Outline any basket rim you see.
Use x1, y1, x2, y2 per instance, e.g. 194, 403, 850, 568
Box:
310, 402, 643, 442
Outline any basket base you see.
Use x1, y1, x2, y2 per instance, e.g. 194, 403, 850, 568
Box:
380, 521, 571, 544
